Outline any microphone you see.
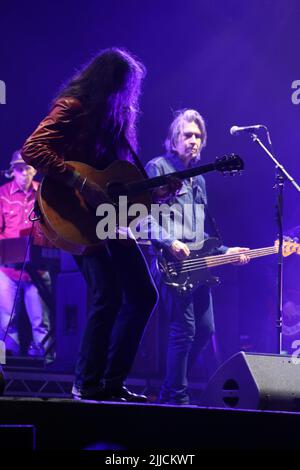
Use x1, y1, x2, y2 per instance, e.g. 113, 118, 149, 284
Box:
230, 124, 265, 135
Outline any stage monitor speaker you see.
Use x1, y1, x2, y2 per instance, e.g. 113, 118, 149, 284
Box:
200, 351, 300, 411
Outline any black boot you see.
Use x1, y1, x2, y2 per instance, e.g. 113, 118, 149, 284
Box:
103, 386, 148, 403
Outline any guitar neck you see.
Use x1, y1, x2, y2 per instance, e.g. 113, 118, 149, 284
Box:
128, 162, 217, 194
205, 245, 278, 268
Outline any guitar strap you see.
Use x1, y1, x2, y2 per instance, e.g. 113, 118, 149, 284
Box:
198, 193, 224, 247
125, 140, 149, 179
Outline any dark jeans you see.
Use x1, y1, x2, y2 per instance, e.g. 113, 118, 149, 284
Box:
151, 259, 214, 404
73, 240, 158, 393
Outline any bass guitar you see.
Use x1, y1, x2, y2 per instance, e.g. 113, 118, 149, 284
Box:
157, 237, 300, 294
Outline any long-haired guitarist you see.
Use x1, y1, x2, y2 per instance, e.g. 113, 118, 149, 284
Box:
145, 109, 250, 405
21, 48, 158, 402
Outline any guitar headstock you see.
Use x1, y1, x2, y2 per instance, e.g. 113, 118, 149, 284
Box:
275, 237, 300, 257
216, 154, 244, 175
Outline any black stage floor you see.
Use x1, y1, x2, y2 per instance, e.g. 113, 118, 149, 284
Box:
0, 396, 300, 450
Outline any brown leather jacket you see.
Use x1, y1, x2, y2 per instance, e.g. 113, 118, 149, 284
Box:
21, 96, 141, 249
21, 96, 118, 181
21, 97, 106, 248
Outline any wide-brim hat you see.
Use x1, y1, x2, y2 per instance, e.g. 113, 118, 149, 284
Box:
10, 150, 26, 167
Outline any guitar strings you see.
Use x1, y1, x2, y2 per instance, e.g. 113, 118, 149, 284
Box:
167, 246, 278, 272
176, 249, 277, 273
168, 246, 277, 268
178, 252, 274, 272
167, 241, 300, 271
173, 250, 276, 273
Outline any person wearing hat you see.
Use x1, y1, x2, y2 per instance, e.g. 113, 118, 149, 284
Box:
0, 150, 51, 357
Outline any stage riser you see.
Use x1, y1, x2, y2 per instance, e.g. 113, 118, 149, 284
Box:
0, 398, 300, 450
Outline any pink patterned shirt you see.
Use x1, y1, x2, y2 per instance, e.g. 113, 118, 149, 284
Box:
0, 179, 39, 280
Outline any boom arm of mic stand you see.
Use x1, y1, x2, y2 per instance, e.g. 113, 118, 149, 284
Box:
250, 133, 300, 193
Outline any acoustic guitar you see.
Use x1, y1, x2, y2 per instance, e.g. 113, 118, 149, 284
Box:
36, 155, 243, 254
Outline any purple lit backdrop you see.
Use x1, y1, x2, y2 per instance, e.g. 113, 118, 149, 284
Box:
1, 0, 300, 366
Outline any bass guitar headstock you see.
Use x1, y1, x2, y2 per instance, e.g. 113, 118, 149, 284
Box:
275, 237, 300, 257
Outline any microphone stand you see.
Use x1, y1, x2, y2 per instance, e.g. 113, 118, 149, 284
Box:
249, 132, 300, 354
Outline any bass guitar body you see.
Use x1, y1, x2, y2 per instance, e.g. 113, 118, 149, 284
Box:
157, 237, 222, 294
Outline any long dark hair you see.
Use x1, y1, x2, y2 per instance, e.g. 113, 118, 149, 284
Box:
56, 47, 146, 157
